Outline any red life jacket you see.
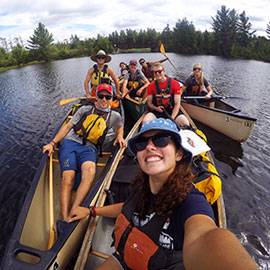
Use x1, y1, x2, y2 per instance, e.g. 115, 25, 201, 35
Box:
114, 193, 183, 270
152, 78, 174, 112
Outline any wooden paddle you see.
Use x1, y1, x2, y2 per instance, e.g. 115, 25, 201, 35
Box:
159, 43, 181, 77
74, 114, 145, 270
59, 96, 97, 106
47, 154, 56, 249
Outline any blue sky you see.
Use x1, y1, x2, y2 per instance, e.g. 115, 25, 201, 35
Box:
0, 0, 269, 47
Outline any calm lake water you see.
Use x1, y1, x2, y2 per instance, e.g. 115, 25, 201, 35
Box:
0, 53, 269, 268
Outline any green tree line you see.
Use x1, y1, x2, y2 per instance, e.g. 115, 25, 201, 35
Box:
0, 5, 270, 70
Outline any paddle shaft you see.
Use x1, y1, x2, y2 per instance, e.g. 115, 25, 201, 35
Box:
160, 43, 181, 77
47, 154, 56, 249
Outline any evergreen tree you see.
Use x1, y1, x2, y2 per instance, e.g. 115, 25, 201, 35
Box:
172, 18, 197, 54
237, 11, 255, 46
28, 22, 54, 61
212, 5, 238, 57
161, 24, 173, 50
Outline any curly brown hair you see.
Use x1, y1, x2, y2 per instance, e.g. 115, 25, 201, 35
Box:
133, 156, 194, 218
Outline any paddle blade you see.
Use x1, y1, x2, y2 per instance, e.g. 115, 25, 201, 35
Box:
59, 97, 81, 106
47, 227, 57, 249
160, 43, 165, 54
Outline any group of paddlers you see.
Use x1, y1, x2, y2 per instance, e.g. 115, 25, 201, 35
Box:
43, 49, 258, 270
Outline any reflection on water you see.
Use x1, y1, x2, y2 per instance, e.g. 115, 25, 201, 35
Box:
0, 54, 269, 267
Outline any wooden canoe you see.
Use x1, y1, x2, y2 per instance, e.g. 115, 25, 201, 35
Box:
0, 100, 125, 270
181, 98, 256, 142
74, 114, 227, 270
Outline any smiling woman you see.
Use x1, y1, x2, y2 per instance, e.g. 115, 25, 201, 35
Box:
69, 118, 258, 270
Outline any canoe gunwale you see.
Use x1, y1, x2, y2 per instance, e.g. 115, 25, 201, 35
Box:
182, 100, 257, 122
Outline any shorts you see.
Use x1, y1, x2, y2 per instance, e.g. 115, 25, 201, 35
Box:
112, 252, 125, 270
58, 139, 97, 172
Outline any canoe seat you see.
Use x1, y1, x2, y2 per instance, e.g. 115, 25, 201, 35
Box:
101, 152, 112, 156
231, 109, 241, 113
91, 250, 110, 260
97, 163, 106, 167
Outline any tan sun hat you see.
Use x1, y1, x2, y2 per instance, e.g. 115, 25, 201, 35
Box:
90, 50, 111, 63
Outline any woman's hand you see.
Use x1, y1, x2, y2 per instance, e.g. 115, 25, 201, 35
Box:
68, 206, 90, 222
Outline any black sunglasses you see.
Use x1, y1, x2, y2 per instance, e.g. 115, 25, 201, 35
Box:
97, 94, 112, 100
153, 69, 163, 75
133, 133, 173, 153
193, 67, 201, 71
97, 56, 106, 59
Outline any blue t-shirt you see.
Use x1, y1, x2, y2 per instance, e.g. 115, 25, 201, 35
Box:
132, 187, 215, 250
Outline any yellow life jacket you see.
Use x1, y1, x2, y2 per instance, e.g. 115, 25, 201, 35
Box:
91, 64, 111, 87
73, 108, 110, 145
193, 129, 222, 204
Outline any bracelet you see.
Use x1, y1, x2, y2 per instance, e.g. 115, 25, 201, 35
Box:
50, 140, 57, 148
89, 206, 96, 217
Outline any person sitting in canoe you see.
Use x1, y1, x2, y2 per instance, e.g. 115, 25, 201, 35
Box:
139, 57, 168, 82
43, 83, 126, 222
68, 118, 258, 270
146, 62, 190, 127
121, 59, 150, 99
182, 63, 213, 100
84, 50, 121, 99
119, 62, 129, 78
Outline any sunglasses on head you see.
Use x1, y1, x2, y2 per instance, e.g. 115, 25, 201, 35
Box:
97, 94, 112, 100
133, 133, 173, 153
193, 67, 201, 71
153, 69, 163, 75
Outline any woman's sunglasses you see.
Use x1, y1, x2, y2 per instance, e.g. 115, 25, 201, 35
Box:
97, 94, 112, 100
193, 67, 201, 71
97, 56, 106, 60
133, 133, 173, 153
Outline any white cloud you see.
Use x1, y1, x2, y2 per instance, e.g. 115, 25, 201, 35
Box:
0, 0, 269, 44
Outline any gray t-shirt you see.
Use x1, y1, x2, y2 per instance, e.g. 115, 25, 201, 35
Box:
124, 69, 147, 82
65, 105, 123, 147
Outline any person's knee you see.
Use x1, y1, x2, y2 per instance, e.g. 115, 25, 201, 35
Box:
176, 115, 190, 127
81, 161, 96, 178
143, 112, 156, 123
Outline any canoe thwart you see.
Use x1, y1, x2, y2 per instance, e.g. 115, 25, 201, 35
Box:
91, 250, 110, 260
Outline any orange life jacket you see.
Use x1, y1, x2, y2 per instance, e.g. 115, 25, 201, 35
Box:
114, 194, 183, 270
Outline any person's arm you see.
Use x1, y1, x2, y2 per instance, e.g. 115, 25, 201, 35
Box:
183, 215, 258, 270
42, 121, 73, 155
148, 58, 168, 65
136, 78, 150, 96
171, 94, 181, 119
109, 67, 120, 98
147, 95, 163, 113
84, 68, 94, 99
202, 78, 213, 99
114, 126, 126, 148
136, 71, 150, 96
205, 85, 213, 99
68, 203, 124, 222
121, 79, 129, 97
